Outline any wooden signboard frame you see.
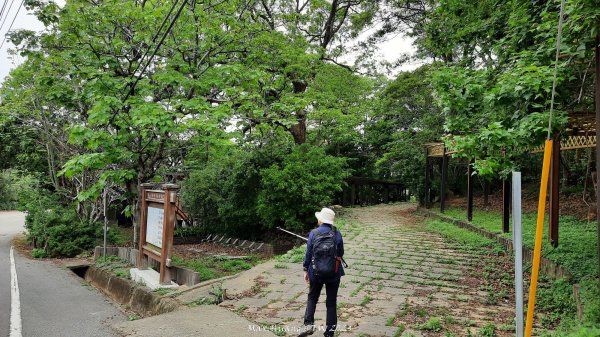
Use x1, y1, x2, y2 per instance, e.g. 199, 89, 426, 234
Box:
138, 183, 178, 284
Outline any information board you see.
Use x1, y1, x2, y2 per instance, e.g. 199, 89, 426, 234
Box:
146, 206, 164, 248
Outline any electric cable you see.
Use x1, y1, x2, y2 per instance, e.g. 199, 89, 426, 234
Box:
0, 0, 16, 34
122, 0, 188, 103
129, 0, 180, 80
0, 0, 11, 23
0, 0, 24, 51
547, 0, 566, 139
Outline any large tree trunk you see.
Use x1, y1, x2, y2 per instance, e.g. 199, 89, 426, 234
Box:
289, 80, 309, 144
290, 114, 306, 145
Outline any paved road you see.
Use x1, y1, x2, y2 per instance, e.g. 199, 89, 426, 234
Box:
0, 211, 125, 337
216, 204, 515, 336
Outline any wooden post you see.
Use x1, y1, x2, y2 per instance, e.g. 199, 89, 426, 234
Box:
350, 181, 356, 206
467, 160, 474, 222
549, 132, 561, 247
137, 183, 153, 269
424, 149, 431, 208
502, 178, 511, 233
384, 184, 390, 203
440, 147, 448, 213
160, 184, 178, 284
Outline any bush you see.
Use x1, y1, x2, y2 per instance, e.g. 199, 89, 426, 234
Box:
23, 191, 99, 257
258, 144, 350, 230
181, 147, 278, 239
0, 170, 38, 210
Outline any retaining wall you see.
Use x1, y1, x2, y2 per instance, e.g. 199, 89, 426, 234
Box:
84, 266, 179, 317
94, 246, 201, 286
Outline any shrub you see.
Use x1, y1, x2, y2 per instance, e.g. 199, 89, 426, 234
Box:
23, 191, 98, 257
0, 170, 38, 210
180, 147, 280, 239
257, 144, 350, 230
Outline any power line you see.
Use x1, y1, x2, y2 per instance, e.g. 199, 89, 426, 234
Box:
0, 0, 16, 33
129, 0, 180, 79
122, 0, 188, 103
0, 0, 11, 23
0, 0, 24, 51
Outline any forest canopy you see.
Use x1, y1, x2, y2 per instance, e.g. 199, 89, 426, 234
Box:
0, 0, 598, 245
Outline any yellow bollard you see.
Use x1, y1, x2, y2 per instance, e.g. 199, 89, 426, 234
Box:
525, 139, 553, 337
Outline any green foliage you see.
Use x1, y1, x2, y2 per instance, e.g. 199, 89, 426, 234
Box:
421, 0, 597, 177
425, 220, 501, 252
0, 170, 39, 210
181, 146, 282, 238
171, 255, 259, 282
443, 207, 599, 280
418, 317, 443, 332
434, 207, 600, 332
23, 190, 98, 257
31, 248, 47, 259
174, 226, 206, 239
369, 66, 443, 201
258, 144, 350, 230
477, 323, 497, 337
107, 226, 133, 247
537, 278, 578, 327
275, 245, 306, 263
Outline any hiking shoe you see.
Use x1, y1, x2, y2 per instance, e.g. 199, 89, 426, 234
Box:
297, 325, 315, 337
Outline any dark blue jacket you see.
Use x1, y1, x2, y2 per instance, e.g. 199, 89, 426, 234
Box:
303, 224, 344, 282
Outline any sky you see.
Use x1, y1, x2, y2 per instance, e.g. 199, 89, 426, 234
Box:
0, 4, 419, 85
0, 2, 44, 82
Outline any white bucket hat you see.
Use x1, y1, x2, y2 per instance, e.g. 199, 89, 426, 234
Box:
315, 207, 335, 224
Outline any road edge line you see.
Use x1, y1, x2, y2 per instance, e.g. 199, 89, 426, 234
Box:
10, 246, 22, 337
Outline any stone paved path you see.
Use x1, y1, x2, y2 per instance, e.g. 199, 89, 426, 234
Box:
216, 203, 515, 336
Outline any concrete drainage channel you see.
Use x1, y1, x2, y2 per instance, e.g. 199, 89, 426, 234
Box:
67, 264, 179, 317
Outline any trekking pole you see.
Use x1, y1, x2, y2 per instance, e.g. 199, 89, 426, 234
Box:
276, 226, 308, 241
276, 227, 348, 268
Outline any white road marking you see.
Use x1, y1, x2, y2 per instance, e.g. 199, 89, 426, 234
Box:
10, 246, 22, 337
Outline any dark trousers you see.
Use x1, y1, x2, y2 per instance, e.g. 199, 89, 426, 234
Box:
303, 278, 340, 337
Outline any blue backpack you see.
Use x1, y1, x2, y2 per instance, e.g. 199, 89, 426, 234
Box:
311, 227, 339, 280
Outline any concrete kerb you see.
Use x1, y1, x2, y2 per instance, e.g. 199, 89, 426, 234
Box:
84, 265, 179, 317
169, 273, 240, 297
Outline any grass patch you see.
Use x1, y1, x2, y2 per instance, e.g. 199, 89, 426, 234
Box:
478, 323, 496, 337
440, 207, 599, 281
95, 255, 131, 279
360, 295, 372, 306
275, 245, 305, 263
425, 220, 501, 252
430, 207, 600, 335
172, 255, 260, 281
418, 317, 442, 332
153, 288, 174, 296
393, 324, 405, 337
186, 284, 225, 307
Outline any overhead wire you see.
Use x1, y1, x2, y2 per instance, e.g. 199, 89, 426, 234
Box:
547, 0, 566, 139
0, 0, 16, 34
122, 0, 188, 103
0, 0, 24, 51
0, 0, 11, 23
128, 0, 180, 81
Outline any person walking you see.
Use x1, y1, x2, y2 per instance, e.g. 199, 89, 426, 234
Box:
298, 207, 345, 337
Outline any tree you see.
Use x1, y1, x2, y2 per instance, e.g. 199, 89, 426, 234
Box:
414, 0, 598, 176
